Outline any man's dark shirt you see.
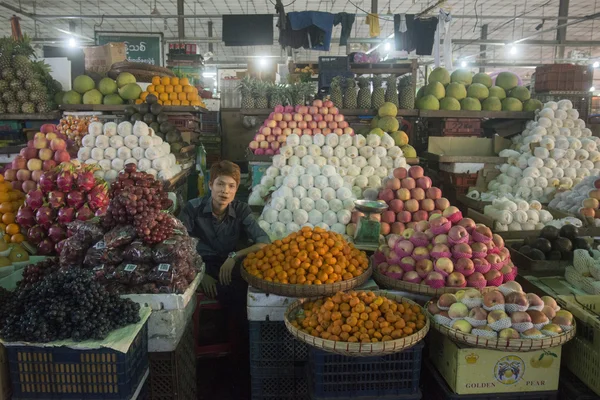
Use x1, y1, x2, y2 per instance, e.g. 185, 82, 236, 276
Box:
178, 196, 270, 257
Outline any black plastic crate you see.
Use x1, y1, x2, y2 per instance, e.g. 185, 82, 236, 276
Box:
559, 368, 600, 400
421, 360, 558, 400
251, 366, 307, 400
308, 342, 423, 399
8, 321, 148, 399
249, 321, 308, 371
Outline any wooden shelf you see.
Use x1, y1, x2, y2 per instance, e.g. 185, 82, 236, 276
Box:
60, 105, 208, 114
419, 110, 534, 119
0, 112, 61, 120
290, 60, 417, 76
240, 108, 418, 117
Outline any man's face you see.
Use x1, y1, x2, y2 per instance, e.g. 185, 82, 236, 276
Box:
210, 175, 238, 208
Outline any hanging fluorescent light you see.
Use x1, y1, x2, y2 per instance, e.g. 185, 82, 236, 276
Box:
259, 58, 269, 68
68, 38, 77, 48
460, 60, 467, 68
202, 72, 216, 78
510, 45, 517, 55
384, 42, 391, 51
593, 62, 599, 68
590, 86, 595, 92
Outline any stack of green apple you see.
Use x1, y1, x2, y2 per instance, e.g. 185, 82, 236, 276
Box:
427, 281, 574, 339
417, 68, 543, 112
59, 73, 142, 106
365, 102, 417, 158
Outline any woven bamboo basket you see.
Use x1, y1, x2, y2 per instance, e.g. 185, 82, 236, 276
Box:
284, 291, 430, 356
425, 302, 577, 352
372, 267, 497, 296
241, 264, 372, 297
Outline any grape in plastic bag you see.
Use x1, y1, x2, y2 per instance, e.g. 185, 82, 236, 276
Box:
67, 220, 105, 244
84, 241, 124, 267
104, 225, 137, 248
59, 236, 89, 268
148, 263, 175, 286
123, 241, 152, 262
110, 262, 150, 285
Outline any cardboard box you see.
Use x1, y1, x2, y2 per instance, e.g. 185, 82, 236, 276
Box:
427, 136, 511, 161
429, 331, 561, 395
83, 42, 127, 74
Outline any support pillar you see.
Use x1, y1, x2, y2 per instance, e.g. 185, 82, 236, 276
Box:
479, 24, 488, 73
555, 0, 569, 60
177, 0, 185, 39
208, 21, 213, 52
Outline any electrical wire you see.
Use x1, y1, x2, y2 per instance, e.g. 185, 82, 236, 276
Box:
268, 0, 298, 8
454, 0, 551, 53
346, 0, 395, 21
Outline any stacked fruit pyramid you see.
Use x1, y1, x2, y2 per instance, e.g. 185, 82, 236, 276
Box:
61, 73, 142, 106
373, 166, 517, 290
138, 76, 205, 107
417, 68, 542, 112
329, 75, 413, 110
0, 36, 62, 113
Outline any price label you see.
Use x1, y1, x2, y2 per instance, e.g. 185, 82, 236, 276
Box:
93, 264, 105, 271
124, 264, 137, 272
94, 241, 106, 250
164, 240, 176, 245
158, 263, 171, 272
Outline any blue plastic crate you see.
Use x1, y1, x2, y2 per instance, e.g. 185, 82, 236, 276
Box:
318, 56, 349, 73
250, 321, 308, 372
249, 162, 272, 189
422, 359, 558, 400
308, 342, 423, 399
251, 366, 307, 400
7, 321, 148, 399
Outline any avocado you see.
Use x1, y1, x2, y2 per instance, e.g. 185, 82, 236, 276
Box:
552, 237, 573, 253
159, 121, 173, 133
171, 142, 184, 153
150, 103, 163, 115
166, 130, 182, 143
547, 250, 562, 260
519, 245, 533, 256
130, 113, 142, 123
560, 225, 579, 241
149, 122, 160, 133
143, 112, 155, 125
137, 103, 150, 114
510, 242, 523, 251
156, 113, 169, 124
146, 94, 158, 105
540, 225, 560, 241
124, 105, 137, 117
524, 236, 537, 246
572, 237, 591, 250
529, 249, 546, 260
532, 238, 552, 254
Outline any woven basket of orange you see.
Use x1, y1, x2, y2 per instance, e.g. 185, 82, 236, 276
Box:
284, 290, 429, 356
241, 226, 372, 297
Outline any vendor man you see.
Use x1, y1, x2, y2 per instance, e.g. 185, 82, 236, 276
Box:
179, 160, 270, 303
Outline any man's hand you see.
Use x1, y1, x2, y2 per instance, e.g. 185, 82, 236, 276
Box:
219, 257, 236, 285
201, 274, 218, 298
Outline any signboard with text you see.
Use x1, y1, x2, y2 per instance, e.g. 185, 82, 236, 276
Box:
95, 32, 163, 66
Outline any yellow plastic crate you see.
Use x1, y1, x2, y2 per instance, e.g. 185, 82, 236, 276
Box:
558, 295, 600, 396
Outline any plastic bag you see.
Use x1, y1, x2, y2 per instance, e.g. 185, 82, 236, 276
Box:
84, 241, 124, 267
148, 263, 175, 286
111, 262, 152, 285
59, 236, 89, 268
123, 240, 153, 262
104, 225, 137, 248
67, 220, 105, 244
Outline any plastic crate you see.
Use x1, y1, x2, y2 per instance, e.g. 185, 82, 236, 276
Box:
422, 359, 558, 399
430, 118, 482, 137
318, 56, 351, 90
0, 121, 20, 132
249, 162, 271, 189
7, 322, 148, 399
559, 368, 600, 400
535, 64, 593, 92
148, 320, 196, 400
249, 321, 308, 371
307, 342, 423, 399
167, 115, 199, 131
440, 171, 478, 189
251, 366, 307, 400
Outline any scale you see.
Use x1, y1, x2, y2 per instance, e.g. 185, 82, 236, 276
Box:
353, 199, 389, 251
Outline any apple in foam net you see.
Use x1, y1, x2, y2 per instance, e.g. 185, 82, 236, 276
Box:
438, 293, 458, 308
483, 290, 505, 308
401, 177, 416, 189
487, 309, 509, 324
499, 328, 520, 339
416, 259, 434, 278
414, 220, 429, 233
433, 234, 448, 245
448, 303, 469, 319
448, 225, 469, 243
434, 257, 454, 275
393, 168, 408, 179
428, 302, 441, 315
456, 258, 475, 276
467, 272, 486, 288
403, 271, 422, 284
447, 272, 467, 288
506, 292, 529, 308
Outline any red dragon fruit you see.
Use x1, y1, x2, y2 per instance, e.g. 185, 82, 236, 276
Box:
57, 207, 76, 225
76, 204, 94, 221
66, 190, 85, 209
48, 191, 66, 208
87, 182, 109, 211
39, 171, 57, 194
56, 167, 74, 193
76, 166, 96, 192
35, 206, 55, 230
16, 206, 36, 228
25, 190, 44, 210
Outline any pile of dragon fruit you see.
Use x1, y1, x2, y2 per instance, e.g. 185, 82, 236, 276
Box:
16, 162, 109, 255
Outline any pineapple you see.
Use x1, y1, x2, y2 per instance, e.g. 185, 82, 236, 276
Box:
267, 83, 284, 108
0, 80, 7, 92
0, 102, 5, 113
16, 90, 28, 103
398, 74, 415, 109
253, 81, 268, 109
12, 55, 31, 71
30, 90, 47, 104
343, 78, 358, 109
329, 77, 343, 108
237, 76, 255, 109
385, 75, 399, 107
6, 102, 19, 114
2, 91, 14, 103
299, 82, 315, 105
372, 76, 385, 109
21, 102, 35, 114
1, 69, 14, 81
36, 102, 51, 113
9, 80, 20, 92
357, 77, 371, 109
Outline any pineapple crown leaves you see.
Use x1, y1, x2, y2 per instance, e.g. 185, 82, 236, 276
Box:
1, 35, 35, 58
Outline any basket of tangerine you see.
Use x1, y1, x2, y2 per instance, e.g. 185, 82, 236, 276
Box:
284, 291, 430, 356
242, 227, 372, 297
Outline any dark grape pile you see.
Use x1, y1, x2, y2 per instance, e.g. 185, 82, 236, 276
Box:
19, 258, 61, 288
1, 268, 140, 342
106, 164, 173, 244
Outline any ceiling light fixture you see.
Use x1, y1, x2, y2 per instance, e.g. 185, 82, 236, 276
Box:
594, 61, 599, 68
151, 0, 160, 15
259, 58, 268, 67
68, 38, 77, 48
590, 86, 595, 92
535, 19, 545, 31
460, 60, 467, 68
510, 45, 517, 55
384, 42, 391, 51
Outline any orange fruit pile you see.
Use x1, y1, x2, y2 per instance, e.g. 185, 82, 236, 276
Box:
243, 227, 369, 285
0, 174, 25, 243
290, 291, 427, 343
137, 76, 206, 107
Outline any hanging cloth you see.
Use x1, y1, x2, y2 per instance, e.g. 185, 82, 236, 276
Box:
288, 11, 334, 51
413, 16, 438, 55
434, 10, 453, 69
365, 13, 381, 37
394, 14, 415, 52
333, 13, 356, 45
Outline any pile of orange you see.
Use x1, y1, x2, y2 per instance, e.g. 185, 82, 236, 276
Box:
243, 227, 369, 285
0, 174, 25, 243
290, 291, 427, 343
137, 76, 206, 107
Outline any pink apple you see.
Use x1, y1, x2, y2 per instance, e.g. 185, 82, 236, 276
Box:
319, 107, 329, 115
396, 188, 411, 201
393, 168, 408, 179
309, 106, 318, 114
329, 107, 339, 115
283, 113, 292, 121
328, 121, 338, 129
313, 114, 323, 122
420, 199, 435, 211
397, 211, 412, 223
308, 121, 317, 129
338, 121, 349, 129
334, 114, 344, 122
324, 114, 334, 122
401, 177, 416, 189
435, 198, 450, 211
293, 113, 303, 122
288, 121, 297, 128
417, 176, 432, 190
426, 187, 442, 200
409, 166, 424, 179
405, 199, 420, 212
413, 210, 429, 222
267, 120, 277, 128
410, 188, 425, 200
273, 112, 283, 121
